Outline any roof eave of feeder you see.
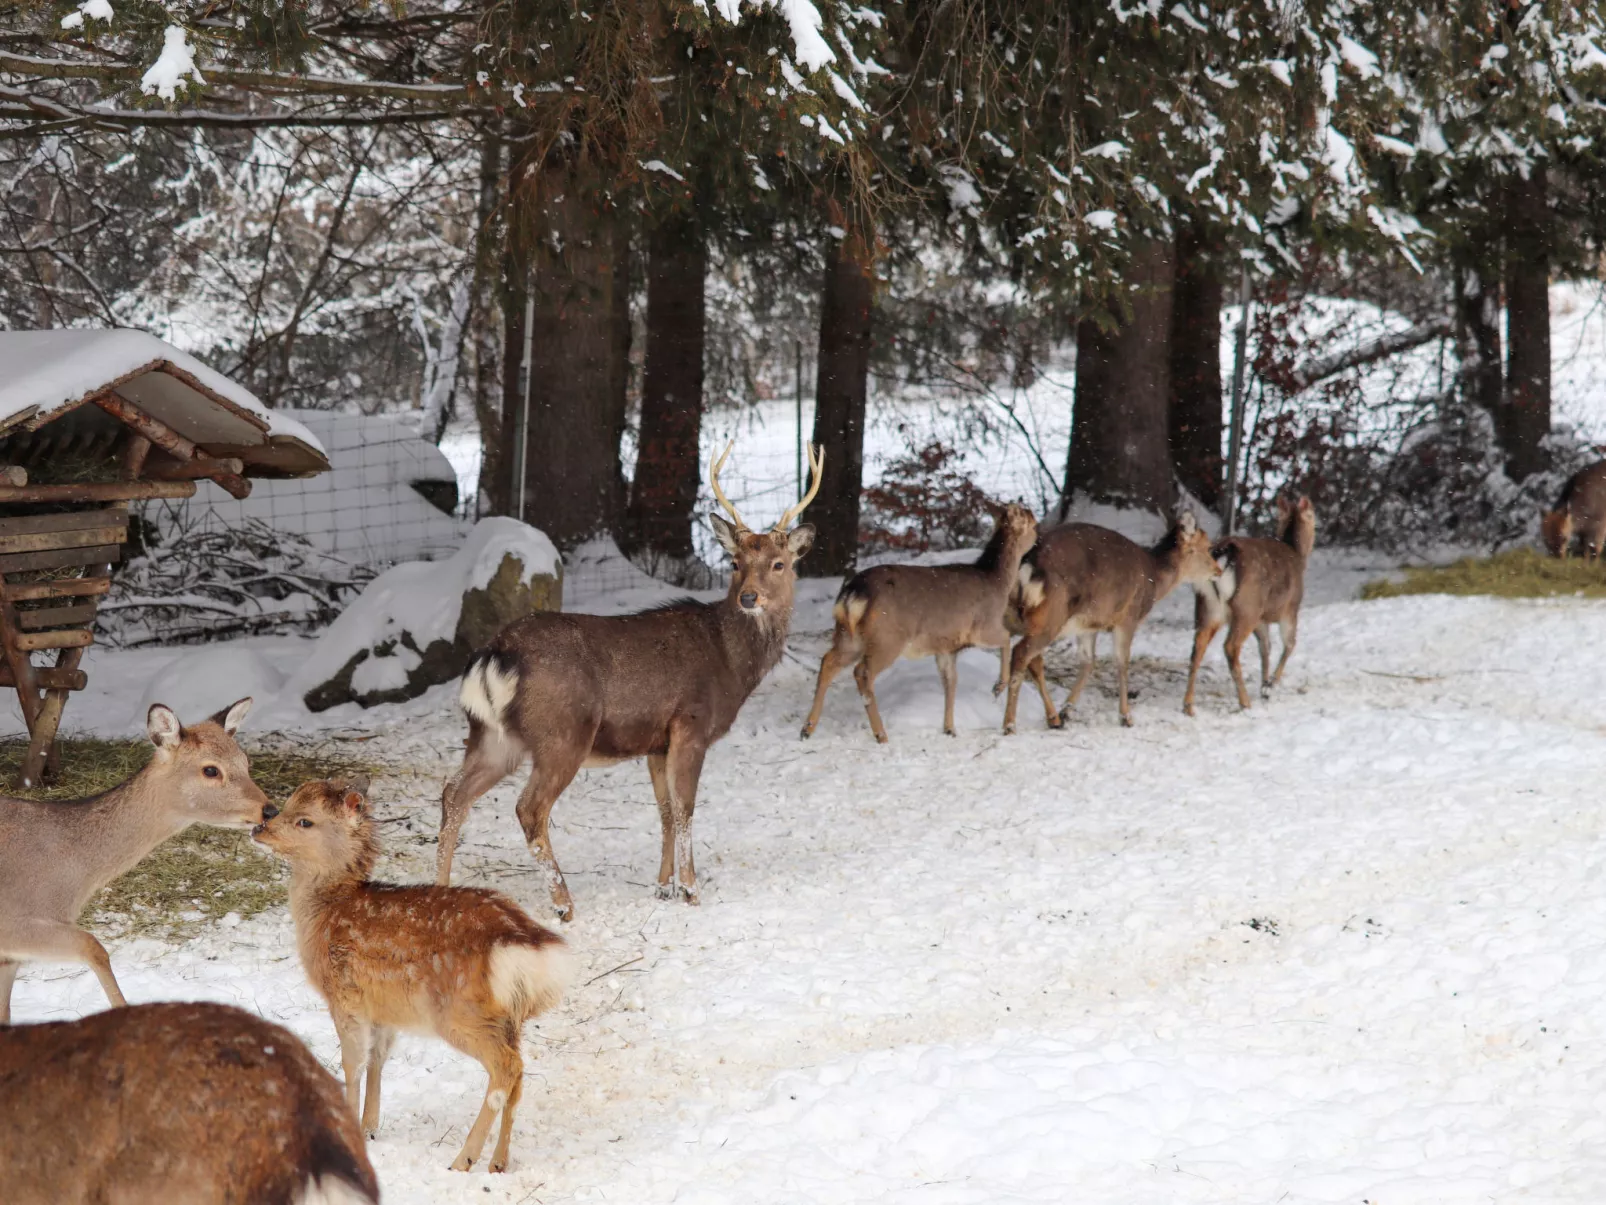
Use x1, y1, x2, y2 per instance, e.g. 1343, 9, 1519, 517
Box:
0, 329, 331, 478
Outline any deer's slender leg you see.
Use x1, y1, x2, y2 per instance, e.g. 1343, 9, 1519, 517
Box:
935, 652, 959, 736
1254, 623, 1273, 697
0, 918, 126, 1011
994, 642, 1010, 696
852, 643, 899, 744
361, 1025, 396, 1137
1112, 626, 1135, 727
330, 1008, 372, 1120
1184, 620, 1221, 717
438, 722, 524, 885
1271, 614, 1299, 687
662, 735, 708, 904
1029, 655, 1060, 728
1060, 633, 1097, 716
1222, 616, 1255, 710
647, 753, 674, 890
801, 645, 854, 739
513, 737, 590, 922
0, 959, 15, 1024
445, 1023, 523, 1172
488, 1042, 525, 1174
1004, 633, 1054, 734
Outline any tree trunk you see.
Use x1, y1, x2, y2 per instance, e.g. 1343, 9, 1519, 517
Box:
510, 182, 629, 549
495, 219, 530, 521
806, 237, 875, 576
1453, 263, 1502, 424
470, 127, 504, 518
627, 216, 706, 560
1167, 227, 1223, 510
1063, 238, 1177, 518
1503, 165, 1551, 481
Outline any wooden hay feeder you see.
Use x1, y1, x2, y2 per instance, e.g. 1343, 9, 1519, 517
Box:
0, 330, 330, 787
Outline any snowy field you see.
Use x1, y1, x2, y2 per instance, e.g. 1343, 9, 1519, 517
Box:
12, 550, 1606, 1203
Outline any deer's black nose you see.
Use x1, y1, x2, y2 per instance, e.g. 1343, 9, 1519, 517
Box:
261, 804, 280, 822
740, 591, 759, 609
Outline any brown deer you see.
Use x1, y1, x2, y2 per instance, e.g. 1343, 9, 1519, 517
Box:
254, 777, 573, 1175
1183, 495, 1317, 715
1542, 459, 1606, 559
0, 698, 269, 1023
435, 442, 824, 918
0, 1000, 378, 1205
800, 503, 1039, 742
1000, 512, 1219, 731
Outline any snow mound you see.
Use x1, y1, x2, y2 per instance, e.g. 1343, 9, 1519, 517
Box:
134, 646, 285, 730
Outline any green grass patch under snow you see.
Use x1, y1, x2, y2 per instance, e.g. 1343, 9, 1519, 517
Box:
1362, 547, 1606, 602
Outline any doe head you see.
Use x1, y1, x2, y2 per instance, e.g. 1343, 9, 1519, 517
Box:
145, 697, 271, 829
1541, 508, 1572, 558
997, 502, 1039, 549
708, 441, 824, 615
1170, 510, 1221, 585
251, 775, 373, 874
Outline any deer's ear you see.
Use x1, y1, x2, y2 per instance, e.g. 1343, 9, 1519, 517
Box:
786, 524, 815, 558
1297, 496, 1313, 513
710, 514, 742, 557
1276, 495, 1292, 518
211, 697, 253, 736
147, 704, 182, 752
338, 779, 366, 818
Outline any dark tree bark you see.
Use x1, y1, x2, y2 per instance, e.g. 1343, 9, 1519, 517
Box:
470, 127, 504, 518
626, 215, 706, 560
505, 183, 629, 549
806, 237, 875, 576
1503, 165, 1552, 481
495, 220, 531, 521
1062, 238, 1177, 518
1167, 226, 1223, 510
1453, 262, 1502, 424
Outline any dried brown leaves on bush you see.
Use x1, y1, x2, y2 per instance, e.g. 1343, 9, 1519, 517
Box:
859, 439, 1004, 556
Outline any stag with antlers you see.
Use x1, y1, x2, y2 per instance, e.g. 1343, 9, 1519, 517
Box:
435, 443, 823, 919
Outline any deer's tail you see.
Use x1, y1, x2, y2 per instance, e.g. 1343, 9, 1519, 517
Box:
833, 576, 871, 645
460, 648, 520, 735
489, 934, 575, 1021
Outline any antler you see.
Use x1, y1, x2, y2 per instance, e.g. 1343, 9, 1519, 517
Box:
709, 441, 750, 532
774, 443, 825, 532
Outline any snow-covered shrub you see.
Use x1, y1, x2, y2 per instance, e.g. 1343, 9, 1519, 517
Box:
859, 440, 1004, 556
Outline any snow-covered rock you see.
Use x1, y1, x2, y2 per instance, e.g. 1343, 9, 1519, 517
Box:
288, 518, 561, 712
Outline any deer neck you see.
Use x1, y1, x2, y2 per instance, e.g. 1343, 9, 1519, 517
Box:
716, 590, 792, 689
69, 770, 196, 897
1146, 545, 1185, 602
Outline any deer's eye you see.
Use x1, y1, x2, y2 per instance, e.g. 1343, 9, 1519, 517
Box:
297, 818, 314, 828
202, 765, 221, 779
772, 559, 784, 571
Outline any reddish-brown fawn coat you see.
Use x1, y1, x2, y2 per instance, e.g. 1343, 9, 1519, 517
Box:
1001, 513, 1219, 731
0, 1000, 378, 1205
801, 503, 1039, 742
435, 443, 824, 918
1183, 495, 1317, 715
0, 699, 269, 1023
255, 777, 573, 1175
1542, 459, 1606, 559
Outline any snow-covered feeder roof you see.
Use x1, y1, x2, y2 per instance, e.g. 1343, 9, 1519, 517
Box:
0, 328, 329, 477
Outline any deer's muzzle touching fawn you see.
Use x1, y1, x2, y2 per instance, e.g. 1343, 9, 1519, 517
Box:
435, 442, 824, 918
255, 777, 573, 1175
801, 503, 1039, 742
1184, 495, 1317, 715
0, 698, 269, 1023
0, 1000, 378, 1205
1542, 459, 1606, 559
1001, 512, 1219, 730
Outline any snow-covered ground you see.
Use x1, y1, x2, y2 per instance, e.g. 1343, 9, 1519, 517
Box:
12, 548, 1606, 1203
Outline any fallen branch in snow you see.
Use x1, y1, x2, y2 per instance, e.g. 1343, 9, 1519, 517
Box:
583, 955, 645, 986
1288, 317, 1453, 393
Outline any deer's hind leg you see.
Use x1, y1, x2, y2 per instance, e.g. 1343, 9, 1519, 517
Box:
1111, 626, 1135, 727
935, 652, 959, 736
438, 720, 525, 885
801, 641, 855, 739
513, 729, 592, 922
0, 918, 125, 1013
1059, 632, 1098, 719
1271, 611, 1299, 688
1254, 623, 1273, 698
446, 1017, 524, 1172
1222, 613, 1256, 710
853, 642, 900, 744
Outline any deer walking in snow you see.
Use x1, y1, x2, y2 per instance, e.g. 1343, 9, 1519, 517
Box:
0, 699, 268, 1023
1000, 513, 1219, 731
0, 1000, 378, 1205
434, 443, 823, 918
801, 503, 1038, 742
1542, 460, 1606, 559
255, 777, 573, 1175
1183, 495, 1317, 715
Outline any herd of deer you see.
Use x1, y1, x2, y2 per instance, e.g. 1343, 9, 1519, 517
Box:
0, 439, 1349, 1203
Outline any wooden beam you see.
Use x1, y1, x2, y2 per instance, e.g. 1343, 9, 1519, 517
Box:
3, 577, 110, 602
0, 665, 86, 690
211, 472, 253, 500
17, 602, 100, 631
90, 393, 198, 462
145, 457, 245, 481
121, 435, 151, 481
0, 544, 121, 573
0, 526, 125, 556
0, 481, 195, 503
15, 629, 93, 652
0, 507, 125, 537
24, 646, 85, 787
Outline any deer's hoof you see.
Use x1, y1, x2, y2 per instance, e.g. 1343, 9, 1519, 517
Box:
943, 727, 956, 738
488, 1158, 508, 1174
553, 902, 574, 923
1120, 714, 1134, 729
449, 1155, 473, 1173
799, 725, 813, 740
874, 733, 889, 745
1183, 704, 1196, 718
1002, 723, 1017, 736
991, 682, 1004, 698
